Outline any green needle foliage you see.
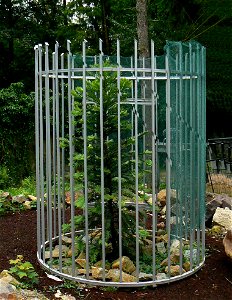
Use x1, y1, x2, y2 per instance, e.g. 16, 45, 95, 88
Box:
66, 62, 148, 263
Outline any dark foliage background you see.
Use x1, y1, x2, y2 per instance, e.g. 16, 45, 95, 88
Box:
0, 0, 231, 185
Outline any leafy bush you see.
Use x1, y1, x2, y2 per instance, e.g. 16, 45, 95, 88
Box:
0, 82, 35, 187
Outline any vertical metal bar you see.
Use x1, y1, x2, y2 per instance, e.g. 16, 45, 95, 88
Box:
117, 39, 123, 282
175, 52, 179, 238
35, 45, 41, 259
151, 40, 157, 282
61, 53, 65, 225
201, 46, 206, 263
67, 40, 76, 276
189, 44, 194, 270
54, 42, 63, 272
82, 40, 90, 279
99, 39, 106, 280
45, 43, 53, 265
178, 43, 183, 274
196, 44, 201, 266
38, 44, 45, 262
142, 57, 146, 188
192, 50, 196, 247
134, 39, 140, 281
184, 53, 189, 241
165, 46, 171, 278
52, 52, 57, 241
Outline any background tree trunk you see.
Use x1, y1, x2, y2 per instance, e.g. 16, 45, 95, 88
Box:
136, 0, 153, 188
136, 0, 150, 57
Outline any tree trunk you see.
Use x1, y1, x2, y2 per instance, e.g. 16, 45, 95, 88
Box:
136, 0, 153, 188
100, 0, 111, 54
136, 0, 150, 57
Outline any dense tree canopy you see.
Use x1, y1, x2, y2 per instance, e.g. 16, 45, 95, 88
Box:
0, 0, 231, 184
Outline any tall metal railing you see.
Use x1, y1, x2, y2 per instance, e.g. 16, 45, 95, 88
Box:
35, 40, 206, 287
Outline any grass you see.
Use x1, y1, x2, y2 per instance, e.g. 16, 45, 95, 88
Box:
206, 173, 232, 196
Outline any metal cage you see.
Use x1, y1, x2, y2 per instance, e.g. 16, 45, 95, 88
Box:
35, 40, 206, 287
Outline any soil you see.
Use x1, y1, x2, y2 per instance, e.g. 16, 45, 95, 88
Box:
0, 210, 232, 300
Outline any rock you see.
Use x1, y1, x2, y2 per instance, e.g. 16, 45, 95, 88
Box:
142, 239, 153, 256
221, 195, 232, 209
54, 289, 76, 299
77, 269, 87, 274
0, 281, 17, 300
170, 239, 180, 254
91, 267, 105, 279
45, 245, 69, 259
157, 189, 166, 206
135, 272, 153, 281
223, 228, 232, 260
157, 189, 176, 206
213, 207, 232, 230
205, 194, 231, 223
165, 265, 186, 276
0, 192, 12, 200
160, 205, 166, 215
156, 273, 168, 280
160, 254, 180, 266
16, 289, 50, 299
156, 242, 166, 254
75, 259, 86, 268
62, 236, 72, 245
77, 252, 85, 259
183, 261, 191, 271
157, 222, 165, 229
205, 197, 221, 222
106, 269, 137, 282
0, 270, 20, 286
112, 256, 136, 274
156, 233, 168, 243
12, 195, 27, 204
23, 200, 31, 210
28, 194, 37, 201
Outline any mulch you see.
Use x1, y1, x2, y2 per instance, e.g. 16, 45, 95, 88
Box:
0, 210, 232, 300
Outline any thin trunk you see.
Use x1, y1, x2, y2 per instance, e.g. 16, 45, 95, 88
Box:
136, 0, 153, 188
100, 0, 111, 54
136, 0, 150, 58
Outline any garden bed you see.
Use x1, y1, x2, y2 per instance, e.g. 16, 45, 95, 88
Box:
0, 210, 232, 299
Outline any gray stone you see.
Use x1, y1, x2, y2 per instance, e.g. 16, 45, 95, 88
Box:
170, 239, 180, 254
12, 194, 27, 204
156, 273, 168, 280
0, 192, 11, 200
206, 197, 223, 222
221, 195, 232, 209
62, 235, 72, 245
156, 242, 166, 254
